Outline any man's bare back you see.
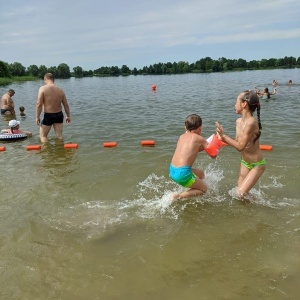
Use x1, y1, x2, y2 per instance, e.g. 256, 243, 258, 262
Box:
171, 132, 206, 167
39, 84, 66, 113
36, 73, 70, 142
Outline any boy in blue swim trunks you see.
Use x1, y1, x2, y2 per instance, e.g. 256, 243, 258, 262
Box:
170, 114, 211, 201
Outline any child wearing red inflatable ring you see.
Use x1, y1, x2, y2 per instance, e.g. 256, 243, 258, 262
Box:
216, 90, 265, 200
1, 119, 32, 137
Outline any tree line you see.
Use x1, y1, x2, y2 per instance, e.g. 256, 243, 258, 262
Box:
0, 56, 299, 79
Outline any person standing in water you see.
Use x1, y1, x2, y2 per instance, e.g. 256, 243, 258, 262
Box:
1, 89, 16, 115
36, 73, 71, 143
215, 90, 266, 199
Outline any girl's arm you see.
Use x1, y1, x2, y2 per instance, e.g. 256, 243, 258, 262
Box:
215, 121, 255, 152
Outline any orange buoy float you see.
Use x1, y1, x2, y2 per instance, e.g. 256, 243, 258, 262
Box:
0, 146, 6, 151
260, 145, 273, 151
103, 142, 117, 148
141, 140, 155, 147
26, 145, 41, 151
64, 143, 79, 149
220, 141, 272, 151
151, 84, 157, 91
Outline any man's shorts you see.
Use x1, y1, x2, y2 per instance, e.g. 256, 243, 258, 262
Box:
42, 111, 64, 126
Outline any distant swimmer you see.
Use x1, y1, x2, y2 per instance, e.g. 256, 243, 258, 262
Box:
288, 79, 293, 85
19, 106, 26, 117
255, 87, 276, 100
272, 79, 278, 86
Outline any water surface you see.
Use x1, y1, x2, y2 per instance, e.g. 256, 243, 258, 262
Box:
0, 69, 299, 299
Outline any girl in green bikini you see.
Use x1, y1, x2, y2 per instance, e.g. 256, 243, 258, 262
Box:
215, 90, 266, 199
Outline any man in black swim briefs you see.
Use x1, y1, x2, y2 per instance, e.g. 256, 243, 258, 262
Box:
36, 73, 71, 143
1, 89, 15, 115
1, 108, 13, 115
42, 111, 64, 126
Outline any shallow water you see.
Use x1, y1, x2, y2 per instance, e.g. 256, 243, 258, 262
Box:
0, 69, 300, 299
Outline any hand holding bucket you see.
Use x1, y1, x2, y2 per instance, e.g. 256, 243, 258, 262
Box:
205, 134, 223, 158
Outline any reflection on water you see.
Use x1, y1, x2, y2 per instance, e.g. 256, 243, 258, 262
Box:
0, 69, 299, 299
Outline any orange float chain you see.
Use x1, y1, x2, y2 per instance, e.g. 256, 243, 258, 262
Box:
26, 145, 41, 151
0, 146, 6, 151
259, 145, 273, 151
64, 143, 79, 149
141, 140, 155, 147
103, 142, 117, 148
221, 142, 272, 151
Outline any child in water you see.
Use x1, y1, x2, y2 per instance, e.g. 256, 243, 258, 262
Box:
255, 87, 276, 99
19, 106, 26, 117
1, 119, 32, 137
215, 90, 265, 199
169, 114, 216, 201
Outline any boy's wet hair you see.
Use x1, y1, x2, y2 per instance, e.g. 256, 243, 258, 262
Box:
19, 106, 25, 111
185, 114, 202, 131
241, 90, 262, 142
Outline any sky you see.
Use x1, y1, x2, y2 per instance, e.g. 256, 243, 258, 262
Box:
1, 0, 300, 71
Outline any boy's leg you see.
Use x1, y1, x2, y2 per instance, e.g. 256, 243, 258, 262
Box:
192, 168, 205, 179
172, 177, 207, 201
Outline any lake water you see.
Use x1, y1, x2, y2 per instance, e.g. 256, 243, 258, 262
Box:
0, 69, 300, 299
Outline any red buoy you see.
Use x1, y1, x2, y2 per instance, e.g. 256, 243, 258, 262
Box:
141, 140, 155, 147
64, 143, 79, 149
103, 142, 117, 148
26, 145, 41, 151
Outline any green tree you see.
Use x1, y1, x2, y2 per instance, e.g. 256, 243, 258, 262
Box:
204, 57, 213, 72
236, 58, 247, 68
9, 62, 26, 76
248, 60, 259, 69
38, 65, 48, 78
211, 60, 222, 72
177, 61, 190, 73
0, 60, 11, 77
132, 67, 138, 75
120, 64, 130, 75
73, 66, 84, 77
57, 63, 71, 78
110, 66, 119, 76
27, 64, 39, 76
260, 59, 269, 68
83, 70, 93, 76
48, 66, 58, 77
267, 58, 277, 67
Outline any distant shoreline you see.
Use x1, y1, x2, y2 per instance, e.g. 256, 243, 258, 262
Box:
0, 66, 298, 86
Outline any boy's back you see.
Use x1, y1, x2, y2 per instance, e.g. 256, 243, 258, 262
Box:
171, 132, 206, 167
